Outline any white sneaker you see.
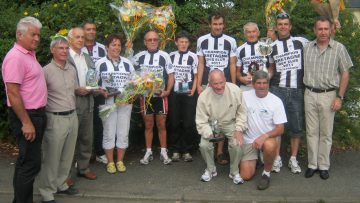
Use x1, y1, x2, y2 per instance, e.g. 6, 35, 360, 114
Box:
160, 152, 172, 165
96, 155, 108, 164
288, 158, 301, 174
229, 173, 244, 185
172, 152, 180, 162
182, 153, 193, 162
140, 151, 153, 165
201, 169, 217, 182
272, 157, 282, 173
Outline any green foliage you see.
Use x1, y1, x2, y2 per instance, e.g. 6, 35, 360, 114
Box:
0, 0, 359, 148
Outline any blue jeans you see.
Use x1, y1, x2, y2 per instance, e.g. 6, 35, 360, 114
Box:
270, 86, 304, 137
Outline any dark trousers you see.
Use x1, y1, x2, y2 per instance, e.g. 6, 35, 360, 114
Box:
9, 108, 46, 203
168, 92, 197, 153
93, 96, 104, 156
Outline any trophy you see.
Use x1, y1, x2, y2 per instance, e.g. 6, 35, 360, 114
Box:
86, 68, 99, 89
209, 119, 225, 143
104, 73, 121, 96
248, 61, 260, 76
257, 37, 274, 72
177, 74, 191, 94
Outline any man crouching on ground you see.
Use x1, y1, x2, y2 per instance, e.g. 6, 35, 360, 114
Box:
196, 69, 247, 184
240, 70, 287, 190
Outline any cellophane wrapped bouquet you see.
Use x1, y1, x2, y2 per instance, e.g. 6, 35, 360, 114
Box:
99, 70, 164, 119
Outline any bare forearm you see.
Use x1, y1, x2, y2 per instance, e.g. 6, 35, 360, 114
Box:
268, 64, 274, 78
338, 71, 349, 97
197, 57, 205, 88
192, 74, 198, 93
166, 73, 175, 92
264, 124, 284, 138
230, 56, 236, 83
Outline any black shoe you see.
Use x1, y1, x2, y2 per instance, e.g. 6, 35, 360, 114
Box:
42, 200, 56, 203
305, 168, 318, 178
257, 174, 270, 190
57, 186, 79, 195
319, 170, 329, 180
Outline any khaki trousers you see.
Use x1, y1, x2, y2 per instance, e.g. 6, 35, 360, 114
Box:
76, 95, 94, 174
304, 89, 335, 170
38, 112, 78, 201
199, 124, 242, 176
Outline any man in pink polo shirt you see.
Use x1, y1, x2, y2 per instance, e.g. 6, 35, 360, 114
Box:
2, 16, 47, 203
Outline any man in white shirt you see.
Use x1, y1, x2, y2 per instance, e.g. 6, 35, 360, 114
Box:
68, 27, 97, 180
240, 70, 287, 190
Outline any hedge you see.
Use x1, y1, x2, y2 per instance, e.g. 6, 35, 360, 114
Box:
0, 0, 359, 148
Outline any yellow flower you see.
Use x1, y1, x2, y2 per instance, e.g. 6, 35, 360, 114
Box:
53, 4, 58, 8
105, 34, 108, 39
346, 129, 351, 134
34, 12, 39, 17
111, 22, 115, 25
352, 32, 356, 37
345, 19, 349, 25
63, 3, 67, 8
23, 11, 28, 16
58, 29, 68, 36
122, 15, 130, 22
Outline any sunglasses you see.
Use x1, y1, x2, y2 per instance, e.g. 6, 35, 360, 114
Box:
277, 12, 290, 19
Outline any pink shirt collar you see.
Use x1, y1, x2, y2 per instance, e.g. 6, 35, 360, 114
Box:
14, 43, 36, 57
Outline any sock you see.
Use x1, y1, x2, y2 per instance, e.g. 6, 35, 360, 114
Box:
262, 170, 271, 177
161, 148, 167, 154
146, 148, 152, 153
275, 155, 281, 161
290, 156, 297, 161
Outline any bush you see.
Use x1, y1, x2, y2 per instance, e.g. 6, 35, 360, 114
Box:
0, 0, 359, 149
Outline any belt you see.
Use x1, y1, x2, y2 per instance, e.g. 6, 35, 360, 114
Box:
26, 107, 46, 114
51, 109, 75, 115
305, 86, 336, 93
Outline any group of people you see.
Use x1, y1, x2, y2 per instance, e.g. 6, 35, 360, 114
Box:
1, 9, 352, 203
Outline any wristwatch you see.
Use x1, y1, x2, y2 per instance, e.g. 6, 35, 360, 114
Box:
336, 95, 344, 100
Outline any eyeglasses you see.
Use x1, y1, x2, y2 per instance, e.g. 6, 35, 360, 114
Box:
146, 38, 159, 42
277, 12, 290, 19
55, 46, 69, 51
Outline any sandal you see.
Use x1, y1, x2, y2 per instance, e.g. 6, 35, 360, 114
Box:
116, 161, 126, 173
216, 153, 229, 165
106, 162, 116, 174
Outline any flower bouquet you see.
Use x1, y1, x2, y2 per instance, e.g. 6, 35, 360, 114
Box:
310, 0, 345, 29
149, 5, 177, 50
110, 0, 153, 57
265, 0, 298, 29
98, 70, 164, 119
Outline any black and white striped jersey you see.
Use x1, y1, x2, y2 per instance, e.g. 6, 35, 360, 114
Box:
81, 42, 107, 63
236, 41, 268, 75
169, 50, 198, 93
95, 56, 135, 104
269, 36, 308, 88
196, 33, 237, 84
131, 50, 173, 94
